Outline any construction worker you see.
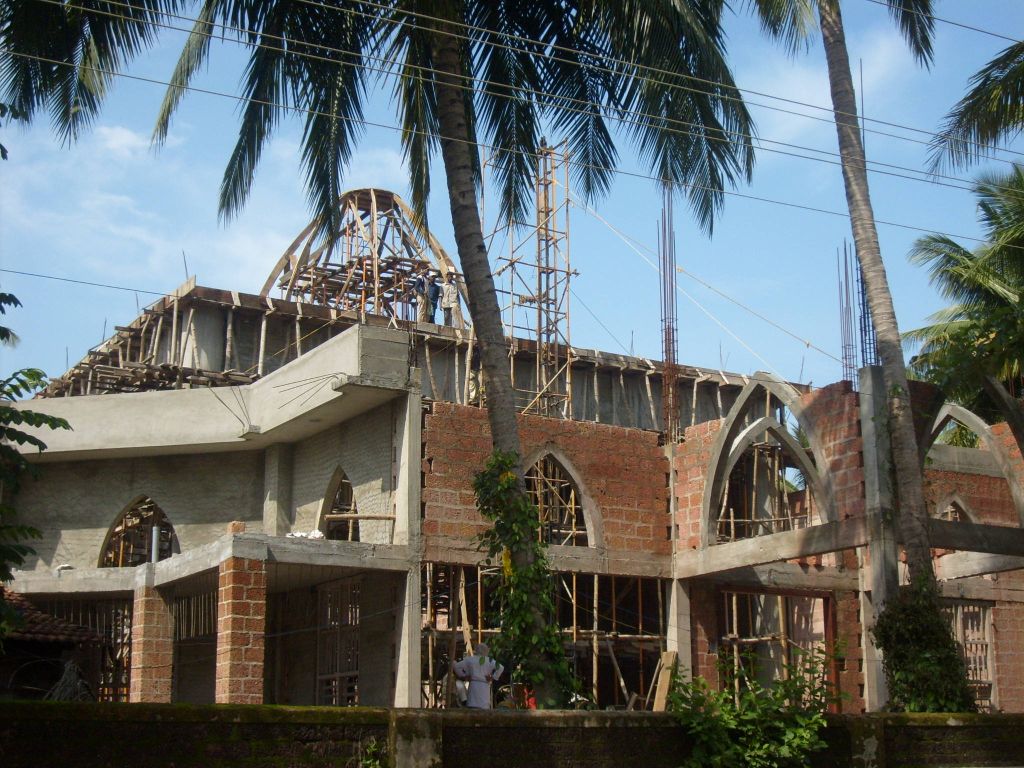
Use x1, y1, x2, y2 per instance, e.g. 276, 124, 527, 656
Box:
413, 270, 430, 323
441, 272, 458, 327
452, 643, 504, 709
427, 275, 442, 324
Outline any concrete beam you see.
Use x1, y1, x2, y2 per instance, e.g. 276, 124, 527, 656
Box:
674, 519, 867, 579
266, 537, 414, 572
17, 324, 412, 461
927, 443, 1004, 478
936, 551, 1024, 580
422, 537, 672, 579
926, 518, 1024, 556
696, 562, 858, 591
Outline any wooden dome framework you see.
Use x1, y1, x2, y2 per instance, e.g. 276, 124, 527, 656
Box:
261, 188, 465, 323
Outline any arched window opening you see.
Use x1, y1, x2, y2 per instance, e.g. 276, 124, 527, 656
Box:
716, 442, 814, 543
321, 472, 359, 542
100, 498, 179, 568
526, 455, 587, 547
937, 500, 970, 522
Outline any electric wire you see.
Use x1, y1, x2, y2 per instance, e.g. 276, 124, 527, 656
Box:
572, 197, 788, 380
0, 267, 165, 295
298, 0, 1024, 162
860, 0, 1023, 45
26, 0, 1024, 174
6, 47, 1017, 255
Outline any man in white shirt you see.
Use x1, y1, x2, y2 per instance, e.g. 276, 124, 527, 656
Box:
441, 273, 458, 326
452, 643, 504, 709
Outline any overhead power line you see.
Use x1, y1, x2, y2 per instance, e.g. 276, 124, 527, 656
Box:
861, 0, 1023, 45
7, 47, 1021, 255
0, 268, 165, 295
25, 0, 1024, 172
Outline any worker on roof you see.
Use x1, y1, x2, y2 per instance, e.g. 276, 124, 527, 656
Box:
441, 272, 458, 327
427, 274, 441, 324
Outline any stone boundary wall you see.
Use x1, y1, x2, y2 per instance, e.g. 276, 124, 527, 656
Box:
3, 704, 1023, 768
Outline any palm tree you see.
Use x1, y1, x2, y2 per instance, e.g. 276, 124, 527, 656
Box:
745, 0, 938, 582
906, 166, 1024, 453
3, 0, 757, 705
930, 41, 1024, 170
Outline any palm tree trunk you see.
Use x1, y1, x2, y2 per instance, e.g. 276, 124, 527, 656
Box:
818, 0, 934, 582
430, 29, 559, 706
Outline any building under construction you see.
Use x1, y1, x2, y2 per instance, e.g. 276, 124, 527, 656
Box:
8, 153, 1024, 712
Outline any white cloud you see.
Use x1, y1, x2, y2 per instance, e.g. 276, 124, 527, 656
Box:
94, 125, 151, 157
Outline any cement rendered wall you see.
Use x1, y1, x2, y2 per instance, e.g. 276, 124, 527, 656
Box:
290, 403, 398, 542
16, 452, 264, 570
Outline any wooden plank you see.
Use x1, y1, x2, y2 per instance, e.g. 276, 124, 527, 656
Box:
675, 519, 868, 578
652, 650, 677, 712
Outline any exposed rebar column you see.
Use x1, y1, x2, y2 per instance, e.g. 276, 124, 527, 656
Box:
659, 184, 680, 441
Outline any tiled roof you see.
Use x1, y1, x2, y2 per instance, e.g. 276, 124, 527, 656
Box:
1, 588, 100, 644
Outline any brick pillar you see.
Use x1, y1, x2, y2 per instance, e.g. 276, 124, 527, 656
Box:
215, 556, 266, 704
129, 585, 174, 703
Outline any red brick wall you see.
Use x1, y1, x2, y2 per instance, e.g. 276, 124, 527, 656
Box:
674, 421, 721, 550
215, 556, 266, 704
833, 590, 865, 713
129, 586, 173, 703
799, 381, 865, 522
924, 469, 1018, 526
994, 593, 1024, 712
690, 582, 719, 687
421, 403, 670, 555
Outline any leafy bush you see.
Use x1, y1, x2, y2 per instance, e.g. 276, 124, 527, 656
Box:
872, 574, 975, 712
668, 650, 832, 768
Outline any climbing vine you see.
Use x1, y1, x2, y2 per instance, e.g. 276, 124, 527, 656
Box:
473, 450, 574, 707
873, 573, 975, 712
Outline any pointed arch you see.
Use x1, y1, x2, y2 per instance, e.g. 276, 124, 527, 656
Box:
935, 494, 977, 523
702, 374, 836, 547
318, 467, 360, 542
99, 496, 180, 568
522, 446, 601, 548
924, 403, 1024, 525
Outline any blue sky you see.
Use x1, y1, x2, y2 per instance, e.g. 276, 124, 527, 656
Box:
2, 1, 1023, 390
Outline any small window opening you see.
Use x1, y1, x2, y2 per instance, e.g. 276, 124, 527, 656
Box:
526, 455, 587, 547
100, 498, 179, 567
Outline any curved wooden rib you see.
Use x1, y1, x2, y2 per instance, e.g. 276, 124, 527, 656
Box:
260, 189, 466, 325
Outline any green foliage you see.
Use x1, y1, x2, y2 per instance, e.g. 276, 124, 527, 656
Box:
356, 737, 386, 768
0, 296, 71, 639
906, 166, 1024, 417
473, 450, 574, 707
873, 574, 975, 713
668, 650, 832, 768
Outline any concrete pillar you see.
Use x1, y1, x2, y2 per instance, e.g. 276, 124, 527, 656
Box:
129, 577, 174, 703
859, 365, 898, 710
263, 443, 293, 536
215, 556, 266, 704
393, 567, 422, 707
358, 574, 399, 707
393, 389, 422, 546
666, 579, 693, 682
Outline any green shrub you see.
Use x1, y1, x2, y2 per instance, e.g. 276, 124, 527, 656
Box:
668, 650, 831, 768
872, 574, 975, 712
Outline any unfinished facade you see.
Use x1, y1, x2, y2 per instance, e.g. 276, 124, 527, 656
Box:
8, 185, 1024, 712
